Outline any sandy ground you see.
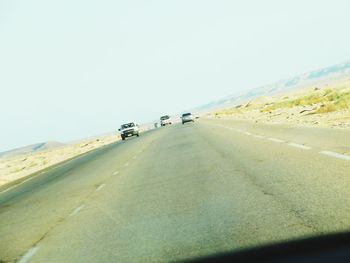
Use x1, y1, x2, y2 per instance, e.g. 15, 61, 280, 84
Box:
210, 78, 350, 130
0, 122, 158, 188
0, 134, 120, 187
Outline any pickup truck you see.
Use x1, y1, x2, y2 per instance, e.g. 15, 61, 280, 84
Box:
118, 122, 139, 140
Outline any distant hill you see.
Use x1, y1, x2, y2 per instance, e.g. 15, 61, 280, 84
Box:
194, 60, 350, 112
0, 141, 65, 158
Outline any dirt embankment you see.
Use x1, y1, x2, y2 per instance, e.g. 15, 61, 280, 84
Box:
210, 79, 350, 129
0, 134, 119, 187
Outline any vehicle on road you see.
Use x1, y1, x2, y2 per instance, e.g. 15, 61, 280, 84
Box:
160, 115, 172, 126
181, 113, 194, 124
118, 122, 139, 140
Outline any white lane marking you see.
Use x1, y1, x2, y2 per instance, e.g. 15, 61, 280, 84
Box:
254, 135, 264, 139
0, 176, 37, 194
319, 151, 350, 161
124, 162, 129, 167
69, 205, 85, 217
96, 184, 106, 192
288, 143, 311, 150
212, 124, 244, 133
268, 137, 285, 143
244, 132, 252, 135
112, 171, 119, 175
132, 155, 137, 160
18, 246, 41, 263
0, 185, 18, 194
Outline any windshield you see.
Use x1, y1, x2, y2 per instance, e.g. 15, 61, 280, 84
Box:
1, 1, 350, 263
121, 123, 135, 129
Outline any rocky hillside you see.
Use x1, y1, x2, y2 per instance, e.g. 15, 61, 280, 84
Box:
196, 60, 350, 112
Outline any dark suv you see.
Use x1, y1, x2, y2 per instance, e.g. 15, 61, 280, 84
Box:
181, 113, 194, 124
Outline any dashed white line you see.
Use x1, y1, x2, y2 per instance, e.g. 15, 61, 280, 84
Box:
288, 143, 311, 150
244, 132, 252, 135
254, 135, 265, 139
96, 184, 106, 192
132, 155, 137, 160
112, 171, 119, 176
124, 162, 129, 167
69, 205, 85, 217
268, 138, 285, 143
319, 150, 350, 161
18, 246, 41, 263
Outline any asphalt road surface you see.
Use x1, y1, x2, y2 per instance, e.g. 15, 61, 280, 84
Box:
1, 118, 350, 263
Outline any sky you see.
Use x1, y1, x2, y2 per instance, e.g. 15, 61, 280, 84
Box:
1, 0, 350, 152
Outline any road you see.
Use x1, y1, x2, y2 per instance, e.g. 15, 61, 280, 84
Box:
1, 118, 350, 263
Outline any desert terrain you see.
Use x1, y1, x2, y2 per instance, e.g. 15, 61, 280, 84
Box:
210, 78, 350, 130
0, 134, 120, 187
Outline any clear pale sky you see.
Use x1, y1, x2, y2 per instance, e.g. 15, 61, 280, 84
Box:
1, 0, 350, 152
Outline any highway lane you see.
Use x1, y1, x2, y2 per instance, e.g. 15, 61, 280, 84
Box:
1, 119, 350, 262
0, 129, 159, 262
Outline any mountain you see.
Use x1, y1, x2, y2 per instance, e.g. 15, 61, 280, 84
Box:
194, 60, 350, 112
0, 141, 65, 158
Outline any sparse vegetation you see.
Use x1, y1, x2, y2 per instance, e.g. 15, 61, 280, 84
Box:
209, 84, 350, 129
29, 161, 38, 168
316, 103, 337, 113
246, 88, 350, 114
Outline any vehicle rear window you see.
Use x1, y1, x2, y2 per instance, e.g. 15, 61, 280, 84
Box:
182, 113, 191, 117
161, 116, 170, 120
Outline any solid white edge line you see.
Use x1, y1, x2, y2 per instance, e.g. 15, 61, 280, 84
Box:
288, 143, 311, 150
0, 176, 37, 194
96, 184, 106, 191
69, 205, 85, 217
319, 150, 350, 161
18, 246, 41, 263
268, 138, 285, 143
